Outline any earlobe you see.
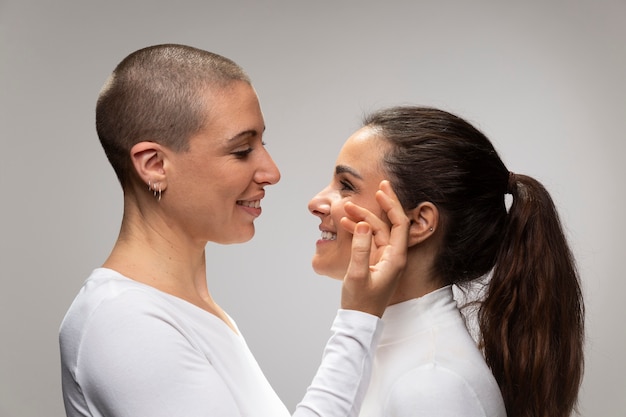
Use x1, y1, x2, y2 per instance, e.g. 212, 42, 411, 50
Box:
407, 202, 438, 247
130, 142, 168, 191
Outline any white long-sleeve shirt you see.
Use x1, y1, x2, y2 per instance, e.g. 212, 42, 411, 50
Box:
359, 286, 506, 417
60, 268, 382, 417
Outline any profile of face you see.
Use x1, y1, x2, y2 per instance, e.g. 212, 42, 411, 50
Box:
308, 126, 391, 279
165, 81, 281, 245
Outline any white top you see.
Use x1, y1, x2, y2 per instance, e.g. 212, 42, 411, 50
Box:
60, 268, 382, 417
359, 286, 506, 417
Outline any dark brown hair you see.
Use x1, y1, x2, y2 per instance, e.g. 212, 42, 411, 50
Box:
95, 44, 250, 186
364, 106, 584, 417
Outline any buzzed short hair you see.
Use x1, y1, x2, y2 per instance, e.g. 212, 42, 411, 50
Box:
95, 44, 251, 185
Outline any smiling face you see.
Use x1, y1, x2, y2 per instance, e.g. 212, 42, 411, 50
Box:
308, 126, 391, 279
165, 81, 281, 245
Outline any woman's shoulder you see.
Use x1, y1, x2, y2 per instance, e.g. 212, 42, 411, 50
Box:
386, 362, 506, 416
59, 267, 220, 346
66, 268, 170, 316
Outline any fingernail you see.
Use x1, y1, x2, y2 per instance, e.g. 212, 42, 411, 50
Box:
355, 222, 370, 234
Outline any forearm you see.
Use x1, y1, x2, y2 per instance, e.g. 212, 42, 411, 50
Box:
293, 309, 382, 417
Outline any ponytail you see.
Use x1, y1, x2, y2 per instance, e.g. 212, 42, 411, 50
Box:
363, 106, 584, 416
479, 173, 584, 417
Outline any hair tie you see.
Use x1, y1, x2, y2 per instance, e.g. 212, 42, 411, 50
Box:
506, 171, 517, 194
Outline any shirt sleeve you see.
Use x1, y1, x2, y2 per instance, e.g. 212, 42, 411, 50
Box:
293, 309, 383, 417
74, 292, 241, 417
384, 364, 489, 417
72, 294, 382, 417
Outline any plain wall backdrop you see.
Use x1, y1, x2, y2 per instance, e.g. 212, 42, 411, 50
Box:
1, 1, 624, 416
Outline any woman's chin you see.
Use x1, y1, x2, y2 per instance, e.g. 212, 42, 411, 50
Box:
214, 229, 255, 245
311, 259, 346, 280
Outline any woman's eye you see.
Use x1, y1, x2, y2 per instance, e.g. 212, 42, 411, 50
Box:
340, 180, 355, 192
232, 140, 266, 159
232, 147, 254, 158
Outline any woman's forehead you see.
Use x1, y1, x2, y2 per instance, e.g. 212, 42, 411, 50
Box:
336, 128, 388, 179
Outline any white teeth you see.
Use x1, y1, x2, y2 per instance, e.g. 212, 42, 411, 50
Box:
321, 231, 337, 241
238, 200, 260, 208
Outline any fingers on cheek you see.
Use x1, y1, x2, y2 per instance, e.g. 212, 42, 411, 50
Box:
376, 191, 397, 213
340, 216, 357, 233
346, 201, 374, 220
343, 202, 359, 218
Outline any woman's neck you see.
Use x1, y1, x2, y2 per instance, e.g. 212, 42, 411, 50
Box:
388, 247, 446, 306
102, 211, 239, 333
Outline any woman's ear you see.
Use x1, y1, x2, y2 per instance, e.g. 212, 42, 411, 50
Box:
130, 141, 168, 191
406, 202, 439, 247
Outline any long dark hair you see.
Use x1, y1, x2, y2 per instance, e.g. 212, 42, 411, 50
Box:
364, 106, 584, 417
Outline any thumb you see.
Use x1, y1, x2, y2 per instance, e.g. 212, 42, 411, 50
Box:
346, 222, 373, 284
341, 222, 374, 313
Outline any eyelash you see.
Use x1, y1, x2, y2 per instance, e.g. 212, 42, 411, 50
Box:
340, 179, 356, 192
232, 142, 267, 159
233, 148, 253, 158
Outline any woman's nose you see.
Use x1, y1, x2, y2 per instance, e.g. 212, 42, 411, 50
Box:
308, 187, 331, 217
256, 149, 281, 185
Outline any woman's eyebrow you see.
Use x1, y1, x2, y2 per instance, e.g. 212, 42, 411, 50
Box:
227, 125, 266, 142
335, 164, 362, 180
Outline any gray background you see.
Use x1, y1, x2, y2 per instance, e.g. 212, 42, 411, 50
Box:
1, 1, 624, 416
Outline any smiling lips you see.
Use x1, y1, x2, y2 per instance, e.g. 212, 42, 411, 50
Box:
237, 199, 262, 218
237, 200, 261, 208
236, 199, 338, 241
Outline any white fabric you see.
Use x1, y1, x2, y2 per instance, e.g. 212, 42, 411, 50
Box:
60, 268, 382, 417
359, 286, 507, 417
